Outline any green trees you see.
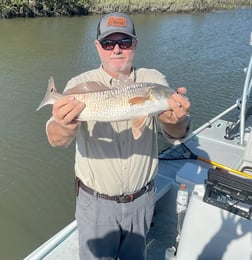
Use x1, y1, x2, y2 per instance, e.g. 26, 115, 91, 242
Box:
0, 0, 251, 18
0, 0, 92, 18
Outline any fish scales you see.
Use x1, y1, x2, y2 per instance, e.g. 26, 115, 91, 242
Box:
37, 77, 175, 139
71, 83, 162, 122
37, 77, 175, 122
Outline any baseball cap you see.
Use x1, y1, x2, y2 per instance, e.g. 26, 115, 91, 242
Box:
97, 12, 136, 40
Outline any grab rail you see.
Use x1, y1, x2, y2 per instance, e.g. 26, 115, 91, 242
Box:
240, 32, 252, 145
23, 220, 77, 260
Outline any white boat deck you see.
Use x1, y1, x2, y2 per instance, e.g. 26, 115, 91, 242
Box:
25, 115, 252, 260
148, 117, 252, 259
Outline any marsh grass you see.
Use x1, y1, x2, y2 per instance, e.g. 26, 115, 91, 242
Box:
91, 0, 252, 13
0, 0, 251, 18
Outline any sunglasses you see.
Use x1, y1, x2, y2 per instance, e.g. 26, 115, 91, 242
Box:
99, 38, 133, 50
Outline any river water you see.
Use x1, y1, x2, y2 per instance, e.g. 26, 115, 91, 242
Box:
0, 8, 252, 259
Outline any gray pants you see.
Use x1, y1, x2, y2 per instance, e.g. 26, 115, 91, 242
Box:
75, 185, 156, 260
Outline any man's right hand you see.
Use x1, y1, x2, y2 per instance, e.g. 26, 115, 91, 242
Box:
47, 96, 85, 147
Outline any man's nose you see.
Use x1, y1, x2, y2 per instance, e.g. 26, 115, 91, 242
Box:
113, 44, 122, 54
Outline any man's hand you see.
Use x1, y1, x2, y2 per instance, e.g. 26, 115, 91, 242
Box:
53, 96, 85, 129
47, 96, 85, 147
158, 87, 191, 139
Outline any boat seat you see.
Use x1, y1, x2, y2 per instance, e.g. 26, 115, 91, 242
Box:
176, 192, 252, 260
154, 173, 172, 201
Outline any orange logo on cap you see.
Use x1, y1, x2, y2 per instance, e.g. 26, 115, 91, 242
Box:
107, 16, 127, 27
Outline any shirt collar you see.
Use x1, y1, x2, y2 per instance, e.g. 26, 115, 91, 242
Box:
98, 65, 136, 87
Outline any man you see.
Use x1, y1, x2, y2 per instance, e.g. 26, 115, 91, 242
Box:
46, 12, 191, 260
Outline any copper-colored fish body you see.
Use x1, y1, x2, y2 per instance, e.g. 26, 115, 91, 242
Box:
37, 76, 175, 139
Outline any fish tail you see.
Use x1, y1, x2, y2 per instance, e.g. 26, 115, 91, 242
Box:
36, 77, 58, 111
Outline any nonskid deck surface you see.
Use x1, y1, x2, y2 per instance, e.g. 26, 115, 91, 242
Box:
147, 117, 252, 259
26, 117, 252, 260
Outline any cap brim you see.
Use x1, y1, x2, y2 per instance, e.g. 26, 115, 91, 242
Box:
97, 30, 137, 40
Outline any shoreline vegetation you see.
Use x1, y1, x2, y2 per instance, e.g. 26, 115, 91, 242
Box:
0, 0, 251, 18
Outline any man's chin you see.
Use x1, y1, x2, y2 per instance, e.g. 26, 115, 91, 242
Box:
110, 64, 131, 75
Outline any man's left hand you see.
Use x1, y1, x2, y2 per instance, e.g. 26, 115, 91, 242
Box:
158, 87, 190, 124
158, 87, 191, 139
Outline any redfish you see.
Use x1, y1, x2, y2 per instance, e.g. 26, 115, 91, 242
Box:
37, 76, 175, 139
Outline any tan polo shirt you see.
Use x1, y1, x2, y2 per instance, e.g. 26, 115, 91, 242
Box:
64, 67, 169, 196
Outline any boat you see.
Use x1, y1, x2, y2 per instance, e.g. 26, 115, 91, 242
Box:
24, 34, 252, 260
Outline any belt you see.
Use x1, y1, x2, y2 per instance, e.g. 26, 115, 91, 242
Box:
75, 178, 154, 203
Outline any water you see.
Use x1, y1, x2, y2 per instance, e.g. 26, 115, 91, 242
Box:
0, 8, 251, 259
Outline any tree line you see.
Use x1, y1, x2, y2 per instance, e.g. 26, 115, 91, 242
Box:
0, 0, 92, 18
0, 0, 251, 18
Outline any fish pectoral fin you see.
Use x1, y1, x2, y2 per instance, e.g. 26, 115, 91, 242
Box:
131, 115, 148, 140
128, 88, 152, 105
64, 81, 109, 95
128, 96, 149, 105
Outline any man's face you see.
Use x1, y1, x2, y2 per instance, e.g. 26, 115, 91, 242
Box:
95, 33, 137, 77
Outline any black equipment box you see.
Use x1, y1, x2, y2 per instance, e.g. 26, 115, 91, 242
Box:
203, 168, 252, 219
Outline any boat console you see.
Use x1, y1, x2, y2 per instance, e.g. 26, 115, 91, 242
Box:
203, 168, 252, 219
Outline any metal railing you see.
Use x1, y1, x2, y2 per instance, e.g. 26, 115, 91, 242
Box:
240, 32, 252, 145
23, 220, 77, 260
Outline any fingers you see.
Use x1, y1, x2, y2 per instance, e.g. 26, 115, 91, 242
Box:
172, 90, 190, 113
169, 96, 190, 116
53, 96, 85, 127
160, 90, 190, 124
176, 87, 187, 95
158, 110, 174, 123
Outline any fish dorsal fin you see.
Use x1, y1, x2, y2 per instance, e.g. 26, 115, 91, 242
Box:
64, 81, 109, 95
113, 73, 135, 88
131, 115, 148, 140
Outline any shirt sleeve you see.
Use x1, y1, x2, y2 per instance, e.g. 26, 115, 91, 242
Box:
159, 115, 193, 145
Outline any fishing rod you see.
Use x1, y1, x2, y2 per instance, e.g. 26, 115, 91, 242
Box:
194, 154, 252, 179
159, 143, 252, 179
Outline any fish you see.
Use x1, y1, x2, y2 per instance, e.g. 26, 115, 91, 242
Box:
37, 76, 175, 139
